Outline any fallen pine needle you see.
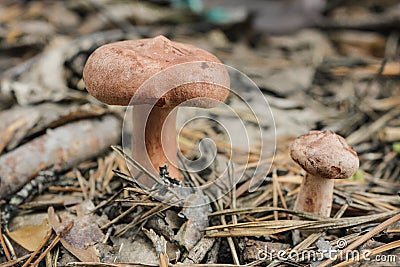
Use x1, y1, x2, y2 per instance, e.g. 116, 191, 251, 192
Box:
318, 213, 400, 267
0, 254, 31, 267
332, 239, 400, 267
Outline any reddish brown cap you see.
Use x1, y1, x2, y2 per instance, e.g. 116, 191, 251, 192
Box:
83, 35, 230, 107
290, 130, 359, 179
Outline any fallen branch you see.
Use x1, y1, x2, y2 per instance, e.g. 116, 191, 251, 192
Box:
0, 115, 121, 199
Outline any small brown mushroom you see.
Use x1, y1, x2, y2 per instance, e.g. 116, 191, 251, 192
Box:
83, 35, 229, 182
290, 130, 359, 217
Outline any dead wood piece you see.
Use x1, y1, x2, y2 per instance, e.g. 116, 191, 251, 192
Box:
37, 103, 111, 133
0, 103, 111, 155
0, 115, 121, 199
205, 238, 221, 264
242, 240, 290, 262
143, 228, 169, 267
146, 216, 175, 241
0, 106, 40, 153
182, 237, 215, 264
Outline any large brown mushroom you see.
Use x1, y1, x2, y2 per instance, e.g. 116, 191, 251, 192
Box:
83, 35, 229, 182
290, 130, 359, 217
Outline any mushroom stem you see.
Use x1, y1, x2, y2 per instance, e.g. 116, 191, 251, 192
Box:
294, 174, 334, 217
132, 105, 180, 182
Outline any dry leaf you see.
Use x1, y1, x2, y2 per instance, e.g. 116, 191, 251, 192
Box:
48, 206, 103, 262
8, 219, 51, 252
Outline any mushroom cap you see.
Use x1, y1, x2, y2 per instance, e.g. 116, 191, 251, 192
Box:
83, 35, 230, 107
290, 130, 359, 179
